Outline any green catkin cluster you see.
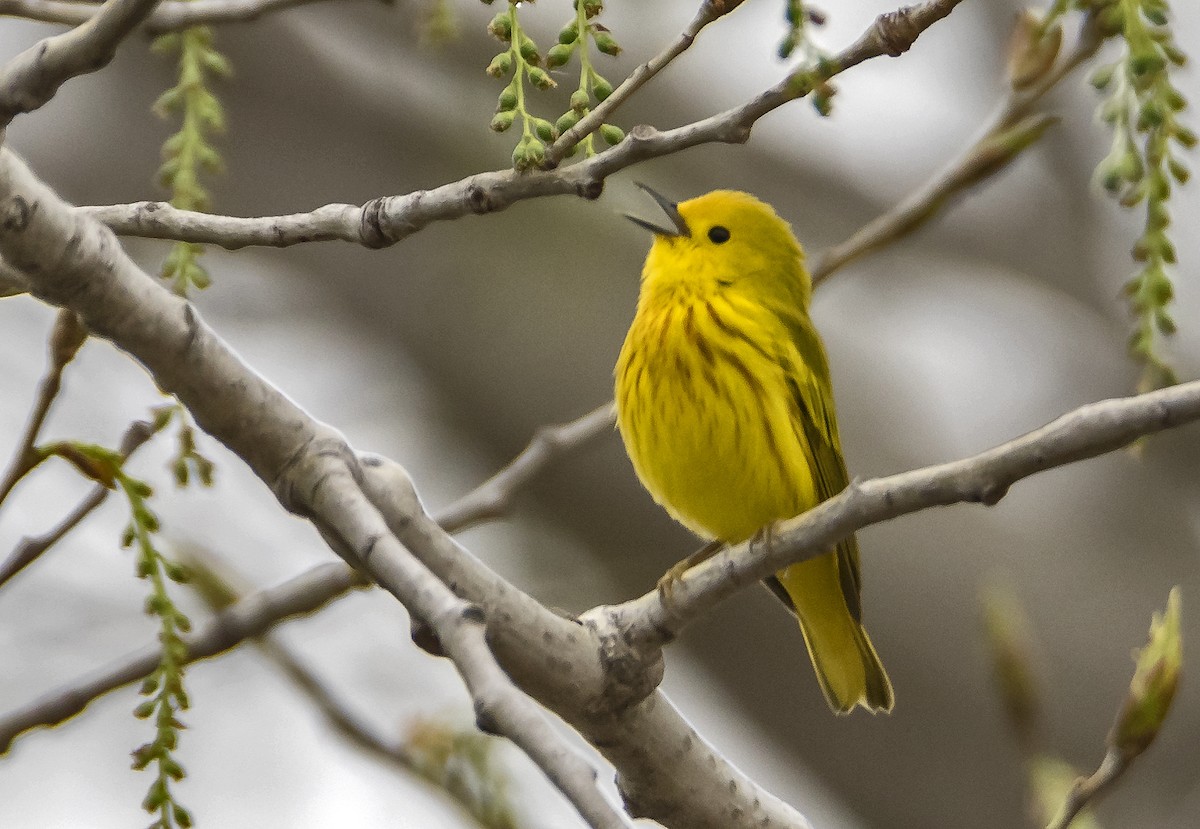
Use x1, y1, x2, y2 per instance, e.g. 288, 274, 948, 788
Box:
152, 26, 231, 295
120, 467, 194, 829
32, 438, 195, 829
1088, 0, 1194, 390
484, 0, 622, 169
778, 1, 836, 116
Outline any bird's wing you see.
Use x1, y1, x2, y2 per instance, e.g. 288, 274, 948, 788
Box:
778, 310, 864, 621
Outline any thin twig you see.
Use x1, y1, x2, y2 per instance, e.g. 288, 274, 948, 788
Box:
77, 0, 969, 250
0, 418, 159, 589
0, 309, 87, 507
0, 561, 366, 753
435, 401, 615, 532
0, 0, 162, 127
1045, 750, 1127, 829
544, 0, 733, 168
811, 16, 1105, 283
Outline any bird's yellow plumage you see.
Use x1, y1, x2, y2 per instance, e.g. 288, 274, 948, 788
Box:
615, 187, 893, 714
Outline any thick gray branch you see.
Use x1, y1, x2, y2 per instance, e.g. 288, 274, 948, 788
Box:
0, 0, 160, 127
0, 147, 807, 828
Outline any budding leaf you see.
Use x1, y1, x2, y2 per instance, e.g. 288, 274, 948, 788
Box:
1109, 586, 1182, 760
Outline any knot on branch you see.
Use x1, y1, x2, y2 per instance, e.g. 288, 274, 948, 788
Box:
581, 608, 665, 717
874, 7, 923, 57
0, 195, 34, 233
358, 196, 394, 249
467, 183, 500, 215
575, 177, 604, 201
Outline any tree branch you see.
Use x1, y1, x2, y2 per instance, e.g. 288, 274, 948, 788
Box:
0, 143, 810, 829
0, 401, 614, 739
597, 380, 1200, 651
0, 0, 161, 127
0, 0, 352, 34
810, 14, 1105, 283
77, 0, 968, 250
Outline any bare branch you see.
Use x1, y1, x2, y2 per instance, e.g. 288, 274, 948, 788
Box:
0, 417, 159, 588
435, 401, 615, 532
0, 401, 614, 737
78, 0, 969, 250
0, 309, 87, 507
811, 17, 1105, 283
0, 0, 353, 34
599, 380, 1200, 650
0, 561, 365, 753
0, 0, 161, 127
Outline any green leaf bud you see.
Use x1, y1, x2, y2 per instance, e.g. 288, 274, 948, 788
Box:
600, 123, 624, 145
555, 111, 580, 135
1130, 49, 1167, 78
485, 52, 513, 78
519, 37, 540, 66
487, 12, 511, 41
1089, 63, 1116, 91
570, 88, 590, 112
490, 110, 516, 132
778, 33, 798, 60
592, 75, 613, 101
546, 43, 573, 69
497, 83, 518, 111
1108, 587, 1182, 760
582, 0, 602, 18
558, 20, 579, 44
534, 118, 556, 142
593, 29, 621, 56
528, 66, 556, 90
134, 700, 157, 720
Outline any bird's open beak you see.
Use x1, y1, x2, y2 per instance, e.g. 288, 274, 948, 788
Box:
624, 182, 690, 238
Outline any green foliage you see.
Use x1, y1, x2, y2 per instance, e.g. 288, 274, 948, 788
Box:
152, 26, 231, 296
779, 1, 836, 116
152, 402, 216, 489
1019, 1, 1192, 389
1087, 0, 1193, 390
119, 468, 194, 829
30, 438, 194, 828
484, 0, 623, 167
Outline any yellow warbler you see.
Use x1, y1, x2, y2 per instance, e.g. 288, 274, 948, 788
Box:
614, 185, 893, 715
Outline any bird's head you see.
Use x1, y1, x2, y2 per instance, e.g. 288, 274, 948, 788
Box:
626, 185, 811, 309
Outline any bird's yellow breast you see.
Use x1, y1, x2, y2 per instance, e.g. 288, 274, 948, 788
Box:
615, 289, 818, 543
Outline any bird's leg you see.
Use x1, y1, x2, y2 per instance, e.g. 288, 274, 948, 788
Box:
657, 538, 725, 605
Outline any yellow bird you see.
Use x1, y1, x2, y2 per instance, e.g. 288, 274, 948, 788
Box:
614, 185, 893, 714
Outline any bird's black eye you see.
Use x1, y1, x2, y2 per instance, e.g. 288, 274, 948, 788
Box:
707, 226, 731, 244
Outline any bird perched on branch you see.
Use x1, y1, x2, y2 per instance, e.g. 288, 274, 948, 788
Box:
615, 185, 893, 714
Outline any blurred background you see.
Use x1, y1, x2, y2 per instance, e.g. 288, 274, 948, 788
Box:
2, 1, 1199, 827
